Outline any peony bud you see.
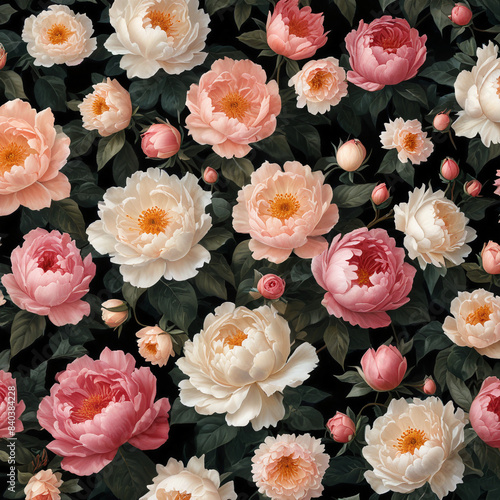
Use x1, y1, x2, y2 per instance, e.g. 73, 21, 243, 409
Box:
141, 123, 181, 159
136, 326, 175, 367
203, 167, 218, 184
361, 345, 407, 392
423, 378, 436, 395
336, 139, 366, 172
0, 43, 6, 70
371, 183, 389, 205
24, 469, 63, 500
101, 299, 128, 328
469, 377, 500, 448
482, 241, 500, 275
440, 158, 460, 181
433, 112, 451, 131
257, 274, 286, 300
449, 3, 473, 26
327, 412, 356, 443
465, 179, 482, 197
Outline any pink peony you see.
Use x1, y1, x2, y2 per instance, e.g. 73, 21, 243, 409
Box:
0, 99, 71, 216
327, 412, 356, 443
2, 229, 95, 326
470, 377, 500, 448
37, 348, 170, 475
266, 0, 327, 61
185, 57, 281, 158
257, 274, 286, 300
0, 370, 25, 438
311, 227, 416, 329
141, 123, 181, 159
361, 345, 407, 391
232, 161, 339, 263
24, 469, 63, 500
345, 16, 427, 92
136, 326, 175, 367
371, 183, 390, 205
482, 241, 500, 275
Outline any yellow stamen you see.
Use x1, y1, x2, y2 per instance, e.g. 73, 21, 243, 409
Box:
71, 388, 114, 423
394, 428, 428, 455
224, 329, 248, 349
0, 142, 30, 174
138, 206, 170, 235
307, 71, 328, 91
92, 96, 110, 116
46, 23, 74, 45
402, 132, 418, 153
356, 267, 372, 287
287, 18, 309, 38
466, 305, 492, 326
268, 193, 300, 220
274, 455, 299, 481
146, 9, 175, 35
219, 92, 250, 121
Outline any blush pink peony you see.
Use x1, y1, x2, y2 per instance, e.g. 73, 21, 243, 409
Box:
469, 377, 500, 448
24, 469, 63, 500
1, 229, 96, 327
232, 161, 339, 263
311, 227, 416, 329
266, 0, 328, 61
327, 412, 356, 443
0, 370, 25, 438
0, 99, 71, 216
185, 57, 281, 158
345, 16, 427, 92
37, 348, 170, 476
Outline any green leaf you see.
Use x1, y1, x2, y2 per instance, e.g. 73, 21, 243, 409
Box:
296, 385, 330, 403
287, 405, 325, 431
284, 124, 321, 160
0, 5, 16, 25
324, 319, 350, 369
195, 415, 238, 454
34, 76, 66, 112
49, 199, 88, 245
71, 182, 105, 208
200, 227, 233, 251
395, 82, 428, 108
20, 207, 49, 234
0, 70, 27, 99
113, 142, 139, 186
402, 0, 430, 26
333, 0, 356, 25
10, 311, 46, 358
237, 30, 269, 50
447, 346, 480, 380
129, 77, 163, 109
63, 120, 97, 159
161, 77, 188, 116
205, 0, 237, 15
254, 134, 294, 163
379, 0, 397, 9
332, 183, 377, 208
323, 456, 368, 486
420, 59, 460, 86
396, 161, 415, 186
97, 130, 126, 170
210, 197, 232, 223
170, 397, 200, 425
195, 267, 227, 300
430, 0, 454, 35
378, 149, 401, 174
59, 479, 82, 494
461, 197, 498, 221
122, 282, 146, 310
221, 157, 253, 187
234, 1, 252, 30
446, 371, 472, 410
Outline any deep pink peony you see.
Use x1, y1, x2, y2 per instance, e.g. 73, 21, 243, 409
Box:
469, 377, 500, 448
311, 227, 416, 329
185, 57, 281, 158
345, 16, 427, 92
0, 370, 25, 438
37, 348, 170, 475
2, 229, 95, 326
361, 345, 407, 391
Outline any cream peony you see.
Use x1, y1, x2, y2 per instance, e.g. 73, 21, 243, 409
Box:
288, 57, 348, 115
380, 118, 433, 165
137, 326, 175, 367
177, 303, 318, 430
24, 469, 63, 500
363, 397, 467, 499
22, 5, 96, 67
86, 168, 212, 287
394, 185, 476, 269
251, 433, 329, 500
104, 0, 210, 79
453, 41, 500, 147
140, 455, 237, 500
443, 289, 500, 358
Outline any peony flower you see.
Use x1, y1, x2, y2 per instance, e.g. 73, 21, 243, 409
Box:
78, 78, 132, 137
361, 345, 407, 391
469, 377, 500, 448
257, 274, 286, 300
452, 42, 500, 147
22, 5, 96, 67
0, 99, 71, 216
141, 123, 181, 159
380, 118, 433, 165
394, 185, 476, 269
86, 168, 211, 287
136, 325, 175, 367
311, 227, 416, 329
1, 229, 95, 327
37, 348, 170, 476
266, 0, 327, 61
232, 161, 338, 263
140, 455, 237, 500
24, 469, 63, 500
251, 433, 329, 500
336, 139, 366, 172
101, 299, 128, 328
345, 16, 427, 92
288, 57, 347, 114
0, 370, 25, 438
371, 183, 389, 205
104, 0, 210, 79
327, 412, 355, 443
185, 57, 281, 158
363, 397, 467, 499
482, 241, 500, 274
177, 303, 318, 430
443, 289, 500, 358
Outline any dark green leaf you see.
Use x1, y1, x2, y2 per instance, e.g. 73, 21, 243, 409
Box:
323, 456, 368, 486
112, 142, 139, 186
129, 77, 163, 109
254, 134, 294, 163
63, 120, 97, 159
195, 415, 238, 454
396, 161, 415, 186
332, 183, 377, 208
221, 157, 253, 187
234, 1, 252, 30
237, 29, 269, 50
461, 197, 498, 221
0, 5, 16, 25
200, 227, 233, 251
447, 346, 480, 380
170, 397, 199, 425
10, 311, 46, 357
324, 319, 350, 369
446, 371, 472, 410
96, 130, 126, 170
122, 282, 146, 310
287, 405, 325, 431
34, 76, 66, 112
49, 199, 88, 245
333, 0, 356, 25
0, 70, 27, 99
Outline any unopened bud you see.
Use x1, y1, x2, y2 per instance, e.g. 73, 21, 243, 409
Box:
449, 3, 473, 26
101, 299, 128, 328
465, 179, 482, 197
336, 139, 366, 172
0, 43, 7, 70
203, 167, 218, 184
433, 112, 451, 132
441, 158, 459, 181
371, 183, 389, 205
423, 378, 436, 395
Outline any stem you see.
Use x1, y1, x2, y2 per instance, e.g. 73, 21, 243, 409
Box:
316, 344, 327, 354
366, 209, 394, 229
132, 307, 148, 328
450, 180, 456, 202
356, 402, 387, 420
270, 54, 283, 82
448, 130, 458, 150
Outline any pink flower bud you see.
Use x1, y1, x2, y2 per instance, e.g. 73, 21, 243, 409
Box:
136, 326, 175, 367
257, 274, 286, 300
450, 3, 473, 26
101, 299, 128, 328
203, 167, 218, 184
482, 241, 500, 275
465, 179, 482, 197
433, 112, 450, 131
470, 377, 500, 448
423, 378, 436, 395
440, 158, 459, 181
327, 412, 356, 443
336, 139, 366, 172
371, 183, 389, 205
361, 345, 407, 391
0, 43, 7, 70
141, 123, 181, 159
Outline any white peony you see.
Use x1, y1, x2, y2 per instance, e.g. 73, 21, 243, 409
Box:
453, 41, 500, 147
104, 0, 210, 79
86, 168, 212, 287
394, 184, 476, 269
22, 5, 96, 67
363, 397, 467, 499
140, 455, 237, 500
177, 303, 318, 430
443, 289, 500, 358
